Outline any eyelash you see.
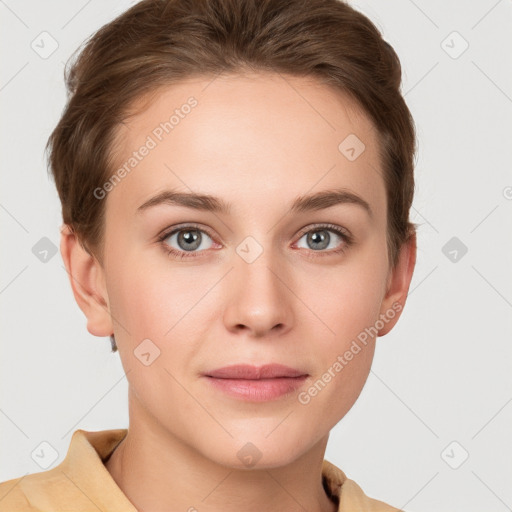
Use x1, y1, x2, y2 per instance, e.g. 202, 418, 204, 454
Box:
156, 223, 353, 260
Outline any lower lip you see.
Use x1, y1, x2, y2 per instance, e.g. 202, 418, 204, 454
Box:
203, 376, 308, 402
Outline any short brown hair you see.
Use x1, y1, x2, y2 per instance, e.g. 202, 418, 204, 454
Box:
46, 0, 417, 350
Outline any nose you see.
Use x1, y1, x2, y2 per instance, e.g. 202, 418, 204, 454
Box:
223, 245, 294, 338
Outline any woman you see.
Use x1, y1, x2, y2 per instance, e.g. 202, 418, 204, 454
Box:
0, 0, 417, 510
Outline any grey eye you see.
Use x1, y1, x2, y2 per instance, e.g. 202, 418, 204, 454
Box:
296, 229, 343, 251
164, 229, 214, 252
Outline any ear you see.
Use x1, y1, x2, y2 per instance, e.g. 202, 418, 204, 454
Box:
60, 224, 113, 338
377, 231, 417, 336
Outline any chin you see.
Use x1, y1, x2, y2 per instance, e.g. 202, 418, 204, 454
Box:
203, 431, 313, 471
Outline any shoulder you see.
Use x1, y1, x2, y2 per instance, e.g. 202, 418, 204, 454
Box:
323, 459, 406, 512
0, 428, 130, 512
0, 472, 53, 511
0, 459, 113, 512
340, 477, 406, 511
0, 459, 92, 511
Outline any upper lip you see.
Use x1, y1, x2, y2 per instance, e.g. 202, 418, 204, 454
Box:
204, 364, 308, 379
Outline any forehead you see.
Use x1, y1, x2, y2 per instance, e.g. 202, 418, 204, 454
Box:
107, 72, 386, 221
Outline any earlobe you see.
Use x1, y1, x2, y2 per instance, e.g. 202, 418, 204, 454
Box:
59, 224, 114, 338
378, 232, 417, 337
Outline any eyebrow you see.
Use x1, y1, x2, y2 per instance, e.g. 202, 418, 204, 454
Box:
136, 187, 372, 218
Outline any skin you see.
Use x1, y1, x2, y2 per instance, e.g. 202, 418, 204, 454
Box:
61, 71, 416, 512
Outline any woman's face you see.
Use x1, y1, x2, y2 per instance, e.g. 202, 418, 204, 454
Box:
99, 72, 409, 468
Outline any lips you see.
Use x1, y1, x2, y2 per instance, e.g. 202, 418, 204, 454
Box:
202, 364, 309, 402
204, 364, 308, 379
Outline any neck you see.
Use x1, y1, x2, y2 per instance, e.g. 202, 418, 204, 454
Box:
105, 391, 337, 512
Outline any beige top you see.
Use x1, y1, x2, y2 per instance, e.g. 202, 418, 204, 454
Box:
0, 429, 404, 511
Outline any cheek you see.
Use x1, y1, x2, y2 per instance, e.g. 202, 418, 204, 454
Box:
106, 249, 206, 343
105, 254, 217, 400
300, 249, 388, 347
105, 260, 205, 412
293, 243, 387, 413
294, 266, 382, 431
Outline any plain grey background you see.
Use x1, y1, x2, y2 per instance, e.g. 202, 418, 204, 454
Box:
1, 1, 511, 511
